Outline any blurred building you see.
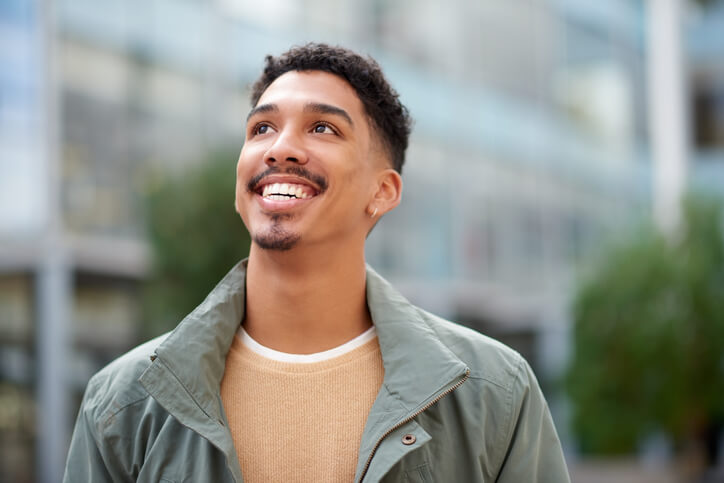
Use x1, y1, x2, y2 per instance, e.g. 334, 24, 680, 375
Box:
689, 0, 724, 189
1, 0, 723, 481
1, 2, 49, 482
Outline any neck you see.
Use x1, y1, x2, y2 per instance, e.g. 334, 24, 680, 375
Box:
243, 242, 372, 354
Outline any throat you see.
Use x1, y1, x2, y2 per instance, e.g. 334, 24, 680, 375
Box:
244, 254, 372, 353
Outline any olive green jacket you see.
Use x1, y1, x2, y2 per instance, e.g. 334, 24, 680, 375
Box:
64, 260, 570, 482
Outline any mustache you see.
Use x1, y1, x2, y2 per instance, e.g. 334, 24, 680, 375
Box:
247, 166, 329, 193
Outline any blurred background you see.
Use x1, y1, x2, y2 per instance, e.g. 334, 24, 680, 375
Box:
1, 0, 723, 481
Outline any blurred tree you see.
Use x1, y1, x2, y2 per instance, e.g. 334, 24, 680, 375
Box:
692, 0, 722, 8
566, 196, 724, 463
142, 151, 250, 338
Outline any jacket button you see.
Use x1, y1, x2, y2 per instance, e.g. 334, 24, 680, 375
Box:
402, 434, 416, 445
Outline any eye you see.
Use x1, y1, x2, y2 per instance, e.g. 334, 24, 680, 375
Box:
251, 123, 274, 136
312, 122, 337, 135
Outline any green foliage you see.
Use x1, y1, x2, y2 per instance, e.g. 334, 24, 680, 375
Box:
692, 0, 722, 8
566, 196, 724, 454
142, 151, 251, 337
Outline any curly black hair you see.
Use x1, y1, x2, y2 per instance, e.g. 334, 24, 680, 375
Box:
250, 43, 412, 173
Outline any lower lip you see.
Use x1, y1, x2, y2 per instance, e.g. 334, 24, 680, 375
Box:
255, 193, 315, 211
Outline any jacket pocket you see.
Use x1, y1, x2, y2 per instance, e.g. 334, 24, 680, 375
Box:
404, 462, 433, 482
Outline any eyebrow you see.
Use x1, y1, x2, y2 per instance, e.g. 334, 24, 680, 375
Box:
246, 101, 354, 128
303, 102, 354, 127
246, 103, 278, 122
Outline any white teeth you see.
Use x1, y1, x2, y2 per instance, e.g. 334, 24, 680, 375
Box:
261, 182, 313, 200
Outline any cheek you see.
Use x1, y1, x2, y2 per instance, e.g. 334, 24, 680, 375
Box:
234, 158, 251, 213
235, 147, 257, 188
342, 160, 375, 192
236, 148, 249, 175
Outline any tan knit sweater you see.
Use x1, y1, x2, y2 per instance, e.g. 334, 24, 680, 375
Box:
220, 328, 385, 482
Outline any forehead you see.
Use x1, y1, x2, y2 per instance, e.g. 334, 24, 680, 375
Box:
255, 70, 366, 119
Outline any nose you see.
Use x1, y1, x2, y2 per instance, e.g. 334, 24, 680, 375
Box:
264, 129, 308, 166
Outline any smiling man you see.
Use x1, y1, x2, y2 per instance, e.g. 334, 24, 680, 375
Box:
64, 44, 569, 482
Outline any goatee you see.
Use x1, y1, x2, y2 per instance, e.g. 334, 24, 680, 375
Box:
253, 217, 300, 251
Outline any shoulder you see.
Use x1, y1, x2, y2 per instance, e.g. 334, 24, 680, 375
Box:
80, 333, 169, 429
416, 307, 527, 389
411, 309, 569, 481
412, 307, 555, 476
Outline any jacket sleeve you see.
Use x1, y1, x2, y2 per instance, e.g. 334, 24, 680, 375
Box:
63, 377, 117, 483
494, 357, 570, 483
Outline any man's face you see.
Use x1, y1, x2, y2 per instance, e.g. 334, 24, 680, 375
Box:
235, 70, 386, 251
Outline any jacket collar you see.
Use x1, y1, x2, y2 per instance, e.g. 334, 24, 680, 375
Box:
139, 260, 247, 480
357, 266, 469, 481
140, 259, 468, 478
365, 265, 469, 409
143, 260, 247, 420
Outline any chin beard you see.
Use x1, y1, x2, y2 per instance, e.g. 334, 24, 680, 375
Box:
252, 217, 300, 251
253, 233, 299, 251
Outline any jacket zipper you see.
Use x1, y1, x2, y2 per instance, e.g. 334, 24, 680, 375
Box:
357, 368, 471, 483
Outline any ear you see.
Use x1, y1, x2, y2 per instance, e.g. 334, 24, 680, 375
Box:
367, 168, 402, 217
